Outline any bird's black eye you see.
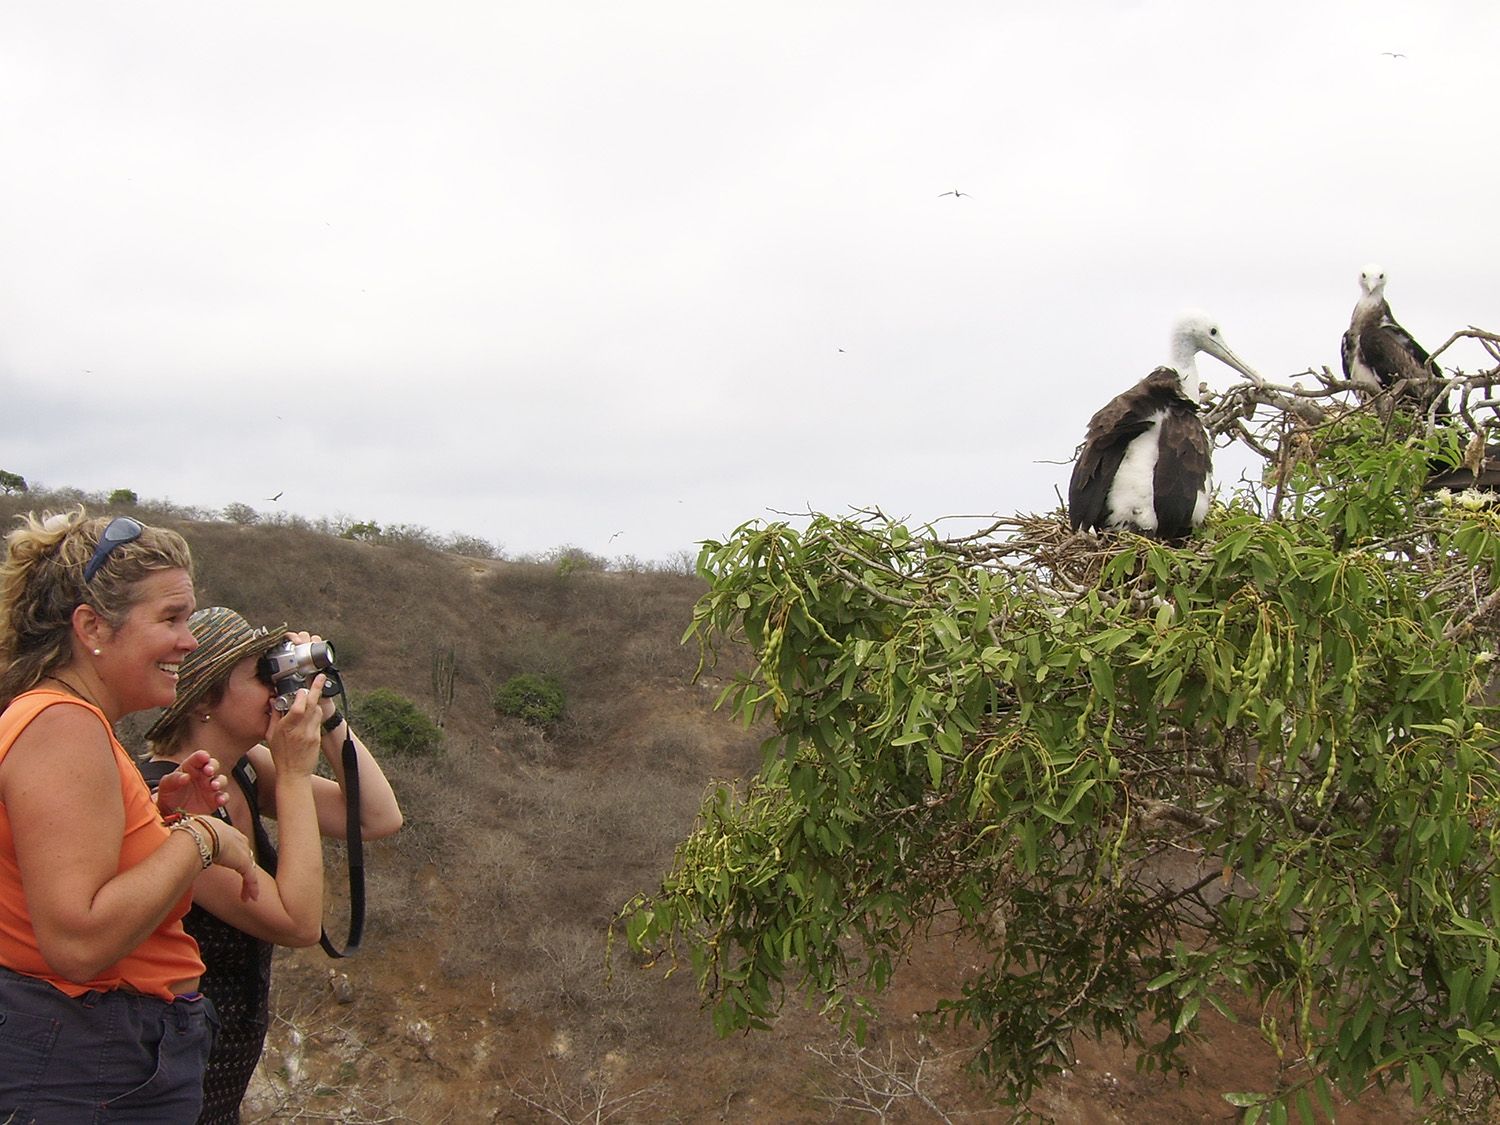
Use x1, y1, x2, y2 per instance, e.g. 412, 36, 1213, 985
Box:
1210, 327, 1218, 336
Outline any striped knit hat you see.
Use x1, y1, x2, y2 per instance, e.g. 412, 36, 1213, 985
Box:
143, 607, 286, 742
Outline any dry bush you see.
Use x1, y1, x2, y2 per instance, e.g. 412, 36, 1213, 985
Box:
605, 763, 708, 871
491, 623, 580, 684
442, 531, 502, 559
552, 693, 628, 751
486, 558, 589, 615
508, 922, 646, 1035
493, 716, 556, 765
640, 730, 698, 769
620, 627, 697, 680
512, 766, 608, 851
500, 1062, 668, 1125
805, 1036, 973, 1123
353, 863, 422, 947
248, 961, 419, 1123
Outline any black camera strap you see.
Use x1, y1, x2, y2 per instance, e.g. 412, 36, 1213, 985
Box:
319, 721, 366, 958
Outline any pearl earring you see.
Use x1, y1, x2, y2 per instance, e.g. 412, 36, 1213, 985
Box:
92, 648, 102, 656
200, 714, 211, 723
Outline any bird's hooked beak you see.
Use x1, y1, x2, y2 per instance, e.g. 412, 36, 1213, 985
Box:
1202, 336, 1262, 387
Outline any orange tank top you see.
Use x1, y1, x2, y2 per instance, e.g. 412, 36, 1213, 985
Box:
0, 688, 203, 1000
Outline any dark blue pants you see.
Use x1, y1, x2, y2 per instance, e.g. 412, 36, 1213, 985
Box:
0, 965, 217, 1123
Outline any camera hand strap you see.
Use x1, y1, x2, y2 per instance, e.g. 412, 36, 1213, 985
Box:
320, 725, 365, 958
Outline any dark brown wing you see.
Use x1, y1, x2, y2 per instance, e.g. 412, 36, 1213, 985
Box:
1152, 404, 1211, 540
1360, 301, 1439, 389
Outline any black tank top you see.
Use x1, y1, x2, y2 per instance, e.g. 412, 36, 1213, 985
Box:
139, 758, 278, 1124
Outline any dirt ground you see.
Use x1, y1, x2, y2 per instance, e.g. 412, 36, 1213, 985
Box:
245, 927, 1426, 1124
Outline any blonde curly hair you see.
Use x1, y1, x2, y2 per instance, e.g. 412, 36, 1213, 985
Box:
0, 508, 193, 709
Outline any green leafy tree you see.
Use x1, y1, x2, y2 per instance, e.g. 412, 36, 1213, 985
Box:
0, 470, 26, 495
620, 345, 1500, 1116
494, 672, 565, 727
108, 488, 138, 505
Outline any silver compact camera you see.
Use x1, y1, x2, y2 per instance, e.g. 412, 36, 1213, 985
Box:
258, 640, 342, 712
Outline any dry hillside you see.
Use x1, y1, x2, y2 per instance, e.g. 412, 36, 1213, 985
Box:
0, 496, 1432, 1123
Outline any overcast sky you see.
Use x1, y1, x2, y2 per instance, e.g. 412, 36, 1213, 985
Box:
2, 2, 1496, 562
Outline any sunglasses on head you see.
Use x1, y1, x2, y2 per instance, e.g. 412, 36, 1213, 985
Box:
83, 516, 144, 583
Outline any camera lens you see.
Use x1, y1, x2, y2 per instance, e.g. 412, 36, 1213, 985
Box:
303, 641, 335, 671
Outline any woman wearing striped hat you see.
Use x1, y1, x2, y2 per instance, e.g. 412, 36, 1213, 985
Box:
142, 607, 402, 1124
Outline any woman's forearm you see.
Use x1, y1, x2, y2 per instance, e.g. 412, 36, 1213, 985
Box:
35, 832, 203, 982
318, 722, 403, 838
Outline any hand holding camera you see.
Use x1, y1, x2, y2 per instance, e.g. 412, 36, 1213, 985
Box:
258, 634, 342, 713
267, 684, 327, 782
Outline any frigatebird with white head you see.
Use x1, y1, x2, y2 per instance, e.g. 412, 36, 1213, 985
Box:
1068, 311, 1260, 541
1340, 264, 1444, 411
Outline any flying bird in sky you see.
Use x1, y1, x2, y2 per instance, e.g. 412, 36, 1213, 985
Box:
1340, 263, 1444, 413
937, 189, 970, 198
1068, 311, 1260, 541
1381, 51, 1407, 59
266, 490, 284, 502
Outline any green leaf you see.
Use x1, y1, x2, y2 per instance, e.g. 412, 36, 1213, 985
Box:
1146, 970, 1181, 992
1091, 659, 1116, 704
1173, 996, 1200, 1034
1223, 1092, 1267, 1108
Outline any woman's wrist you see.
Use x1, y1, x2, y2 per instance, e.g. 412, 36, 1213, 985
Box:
322, 711, 346, 735
169, 815, 219, 869
194, 814, 223, 863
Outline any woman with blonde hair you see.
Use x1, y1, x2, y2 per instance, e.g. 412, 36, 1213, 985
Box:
0, 510, 320, 1120
143, 607, 402, 1123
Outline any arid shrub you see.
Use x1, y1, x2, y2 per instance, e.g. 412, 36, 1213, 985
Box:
539, 545, 606, 576
494, 673, 565, 726
351, 688, 443, 757
377, 523, 439, 550
443, 532, 501, 559
341, 519, 381, 542
221, 502, 259, 525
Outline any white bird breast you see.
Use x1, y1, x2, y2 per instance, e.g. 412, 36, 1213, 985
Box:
1347, 354, 1383, 394
1105, 411, 1212, 532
